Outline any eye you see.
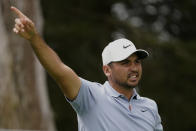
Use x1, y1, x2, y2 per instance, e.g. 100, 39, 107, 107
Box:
120, 60, 130, 65
135, 59, 141, 64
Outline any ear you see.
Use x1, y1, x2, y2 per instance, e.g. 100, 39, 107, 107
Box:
102, 65, 111, 77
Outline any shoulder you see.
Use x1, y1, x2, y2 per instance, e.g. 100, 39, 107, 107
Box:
79, 77, 104, 95
80, 77, 103, 89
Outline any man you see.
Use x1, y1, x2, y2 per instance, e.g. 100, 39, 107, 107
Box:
11, 6, 163, 131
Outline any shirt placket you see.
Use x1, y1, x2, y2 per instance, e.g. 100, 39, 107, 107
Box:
128, 97, 137, 114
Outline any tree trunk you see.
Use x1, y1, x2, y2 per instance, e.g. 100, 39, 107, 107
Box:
0, 0, 56, 131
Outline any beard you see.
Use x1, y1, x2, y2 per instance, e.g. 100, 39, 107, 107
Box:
112, 76, 139, 89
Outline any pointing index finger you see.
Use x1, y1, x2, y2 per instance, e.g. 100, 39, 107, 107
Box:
11, 6, 25, 18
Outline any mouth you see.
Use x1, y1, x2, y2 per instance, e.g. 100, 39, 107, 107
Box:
128, 73, 138, 81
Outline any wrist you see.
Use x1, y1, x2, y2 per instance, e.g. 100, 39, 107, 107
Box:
29, 32, 40, 43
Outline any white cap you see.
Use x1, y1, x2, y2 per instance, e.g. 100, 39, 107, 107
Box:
102, 38, 149, 65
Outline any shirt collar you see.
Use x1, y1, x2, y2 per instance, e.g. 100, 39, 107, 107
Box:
103, 81, 140, 100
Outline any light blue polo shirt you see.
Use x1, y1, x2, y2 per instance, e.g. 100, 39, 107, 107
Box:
67, 78, 163, 131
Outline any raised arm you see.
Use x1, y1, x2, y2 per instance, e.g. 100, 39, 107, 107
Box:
11, 6, 81, 100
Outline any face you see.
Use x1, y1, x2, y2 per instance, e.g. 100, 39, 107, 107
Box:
104, 54, 142, 89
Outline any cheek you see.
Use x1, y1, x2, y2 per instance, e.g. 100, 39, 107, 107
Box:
112, 68, 126, 78
120, 69, 130, 78
138, 66, 142, 76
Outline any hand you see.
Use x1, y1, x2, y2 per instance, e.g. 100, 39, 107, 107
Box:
11, 6, 38, 41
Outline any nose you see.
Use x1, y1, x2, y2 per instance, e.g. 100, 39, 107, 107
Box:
129, 63, 138, 72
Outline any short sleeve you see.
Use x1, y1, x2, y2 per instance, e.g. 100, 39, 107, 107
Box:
66, 78, 100, 115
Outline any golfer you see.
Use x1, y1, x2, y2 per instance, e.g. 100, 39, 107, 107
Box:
11, 6, 163, 131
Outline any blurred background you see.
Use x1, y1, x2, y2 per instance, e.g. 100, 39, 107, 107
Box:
0, 0, 196, 131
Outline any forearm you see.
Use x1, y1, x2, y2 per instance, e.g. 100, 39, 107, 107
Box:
30, 34, 67, 81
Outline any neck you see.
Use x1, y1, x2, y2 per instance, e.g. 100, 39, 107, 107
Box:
109, 81, 134, 100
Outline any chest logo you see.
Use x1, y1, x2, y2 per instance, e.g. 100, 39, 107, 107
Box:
141, 109, 148, 112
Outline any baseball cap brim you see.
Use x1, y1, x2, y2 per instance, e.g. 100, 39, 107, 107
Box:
134, 49, 149, 59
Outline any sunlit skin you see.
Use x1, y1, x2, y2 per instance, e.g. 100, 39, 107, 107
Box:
103, 54, 142, 100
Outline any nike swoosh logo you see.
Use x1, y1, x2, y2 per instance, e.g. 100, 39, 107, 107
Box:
141, 109, 148, 112
123, 45, 131, 48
